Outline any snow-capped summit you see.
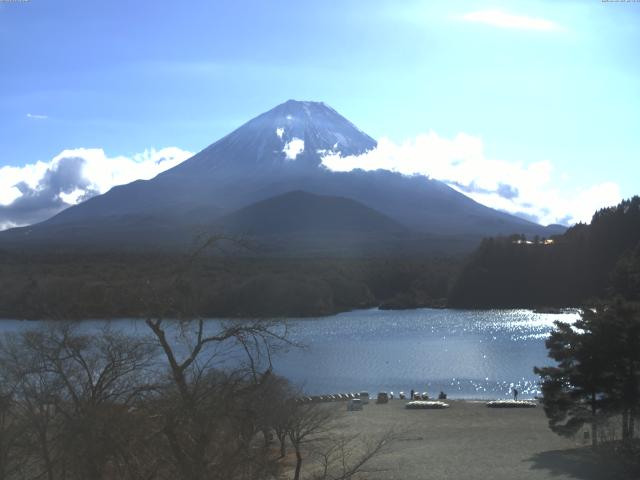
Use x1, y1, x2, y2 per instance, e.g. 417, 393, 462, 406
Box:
169, 100, 376, 175
260, 99, 376, 156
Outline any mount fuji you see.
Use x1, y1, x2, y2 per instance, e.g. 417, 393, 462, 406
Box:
0, 100, 564, 253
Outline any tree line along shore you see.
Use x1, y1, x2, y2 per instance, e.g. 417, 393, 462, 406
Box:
1, 197, 638, 320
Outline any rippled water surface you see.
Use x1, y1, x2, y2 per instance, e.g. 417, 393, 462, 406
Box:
273, 308, 579, 399
0, 308, 579, 399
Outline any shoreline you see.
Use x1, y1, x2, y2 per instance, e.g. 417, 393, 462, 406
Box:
298, 394, 541, 403
0, 305, 581, 322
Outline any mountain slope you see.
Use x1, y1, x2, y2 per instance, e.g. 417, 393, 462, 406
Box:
0, 100, 564, 252
211, 190, 426, 256
37, 100, 377, 225
247, 169, 562, 237
216, 190, 407, 236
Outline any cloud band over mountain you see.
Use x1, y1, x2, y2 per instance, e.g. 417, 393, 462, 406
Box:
0, 129, 622, 231
0, 147, 192, 230
320, 132, 621, 226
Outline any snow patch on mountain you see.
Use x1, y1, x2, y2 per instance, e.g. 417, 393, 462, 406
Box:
276, 127, 284, 139
283, 138, 304, 160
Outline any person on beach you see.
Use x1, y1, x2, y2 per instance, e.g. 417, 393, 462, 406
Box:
513, 388, 518, 401
410, 389, 414, 400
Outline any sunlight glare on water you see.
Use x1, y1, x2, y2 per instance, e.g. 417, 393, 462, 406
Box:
0, 308, 579, 400
274, 308, 579, 399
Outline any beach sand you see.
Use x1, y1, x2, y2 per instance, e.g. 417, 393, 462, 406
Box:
306, 399, 638, 480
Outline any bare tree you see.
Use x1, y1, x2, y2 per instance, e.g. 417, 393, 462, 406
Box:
0, 323, 158, 480
287, 403, 338, 480
284, 402, 399, 480
311, 430, 397, 480
142, 315, 293, 479
0, 235, 401, 480
0, 388, 23, 480
138, 236, 295, 480
268, 387, 298, 458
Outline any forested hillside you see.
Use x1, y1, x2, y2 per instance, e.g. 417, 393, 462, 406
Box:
450, 197, 640, 308
4, 197, 638, 319
0, 251, 457, 319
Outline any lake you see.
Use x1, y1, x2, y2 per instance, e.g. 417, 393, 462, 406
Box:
275, 308, 578, 399
0, 308, 578, 400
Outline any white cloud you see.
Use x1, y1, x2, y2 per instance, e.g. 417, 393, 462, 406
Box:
283, 138, 304, 160
26, 113, 48, 120
321, 132, 621, 226
461, 10, 560, 31
0, 146, 193, 230
0, 136, 622, 231
58, 188, 86, 205
68, 146, 193, 194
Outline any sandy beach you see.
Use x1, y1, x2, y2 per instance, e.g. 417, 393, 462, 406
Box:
302, 399, 638, 480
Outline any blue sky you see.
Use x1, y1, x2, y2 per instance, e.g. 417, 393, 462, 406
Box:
1, 0, 639, 228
